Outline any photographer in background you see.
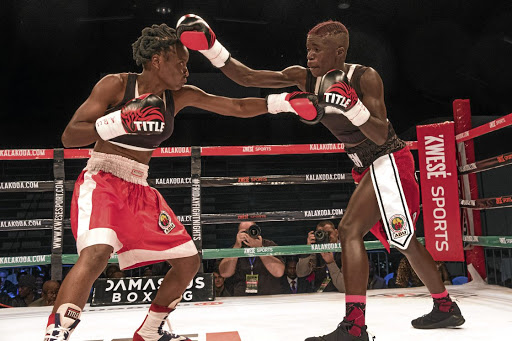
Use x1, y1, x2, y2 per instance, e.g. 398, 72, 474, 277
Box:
218, 221, 285, 296
297, 220, 346, 293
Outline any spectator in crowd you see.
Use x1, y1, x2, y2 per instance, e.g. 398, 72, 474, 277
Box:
6, 269, 19, 287
111, 270, 126, 279
0, 269, 17, 299
104, 264, 121, 278
367, 260, 386, 290
0, 269, 17, 307
436, 261, 452, 285
396, 257, 452, 287
143, 267, 153, 277
35, 276, 45, 297
280, 257, 312, 294
10, 274, 39, 307
297, 220, 345, 293
218, 221, 285, 296
29, 280, 61, 307
395, 256, 422, 288
213, 271, 231, 297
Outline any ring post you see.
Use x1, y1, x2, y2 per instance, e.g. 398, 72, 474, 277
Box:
191, 146, 203, 272
453, 99, 486, 279
51, 148, 65, 280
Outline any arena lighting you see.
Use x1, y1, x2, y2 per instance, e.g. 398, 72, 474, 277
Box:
155, 1, 172, 15
338, 0, 351, 10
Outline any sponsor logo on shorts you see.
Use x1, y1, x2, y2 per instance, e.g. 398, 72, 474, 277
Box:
389, 214, 409, 239
158, 211, 175, 234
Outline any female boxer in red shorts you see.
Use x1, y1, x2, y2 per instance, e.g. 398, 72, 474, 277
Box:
44, 23, 321, 341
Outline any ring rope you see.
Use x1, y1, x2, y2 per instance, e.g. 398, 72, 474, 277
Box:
0, 208, 346, 232
463, 235, 512, 248
455, 112, 512, 143
458, 152, 512, 175
0, 238, 426, 267
460, 196, 512, 209
0, 173, 354, 193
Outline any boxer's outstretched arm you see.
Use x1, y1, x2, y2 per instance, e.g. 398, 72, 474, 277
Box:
221, 58, 307, 90
176, 14, 307, 90
174, 85, 323, 123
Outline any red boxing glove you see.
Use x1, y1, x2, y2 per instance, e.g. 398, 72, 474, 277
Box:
176, 14, 216, 50
176, 14, 230, 68
323, 82, 359, 112
266, 92, 324, 125
320, 69, 370, 126
95, 94, 165, 141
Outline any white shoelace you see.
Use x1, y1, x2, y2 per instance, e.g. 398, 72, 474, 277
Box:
45, 326, 70, 341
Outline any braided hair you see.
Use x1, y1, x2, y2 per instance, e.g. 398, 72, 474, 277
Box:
132, 23, 179, 67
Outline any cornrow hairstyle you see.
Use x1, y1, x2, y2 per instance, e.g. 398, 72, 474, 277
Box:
132, 23, 179, 67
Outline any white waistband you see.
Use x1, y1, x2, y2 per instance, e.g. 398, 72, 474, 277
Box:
86, 151, 149, 185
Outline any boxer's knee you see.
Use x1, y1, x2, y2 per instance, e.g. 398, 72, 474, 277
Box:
338, 220, 364, 242
169, 253, 201, 275
80, 244, 114, 267
76, 244, 113, 276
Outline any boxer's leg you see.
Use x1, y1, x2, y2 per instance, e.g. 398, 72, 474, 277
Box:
134, 254, 200, 341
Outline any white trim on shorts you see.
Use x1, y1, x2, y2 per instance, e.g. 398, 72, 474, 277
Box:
118, 240, 198, 270
370, 153, 414, 250
76, 169, 124, 254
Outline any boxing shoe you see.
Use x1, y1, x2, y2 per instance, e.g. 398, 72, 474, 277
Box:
43, 303, 81, 341
133, 321, 191, 341
133, 299, 191, 341
305, 319, 374, 341
411, 301, 465, 329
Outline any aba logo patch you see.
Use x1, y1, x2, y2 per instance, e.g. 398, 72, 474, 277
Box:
159, 211, 175, 234
389, 214, 409, 239
390, 215, 405, 231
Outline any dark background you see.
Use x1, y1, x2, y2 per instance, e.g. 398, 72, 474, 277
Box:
4, 0, 512, 149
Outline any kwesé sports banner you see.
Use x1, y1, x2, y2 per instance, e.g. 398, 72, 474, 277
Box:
91, 273, 213, 306
416, 122, 464, 261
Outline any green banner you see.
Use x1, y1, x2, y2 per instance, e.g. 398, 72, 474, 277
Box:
0, 255, 51, 267
463, 236, 512, 248
0, 238, 428, 266
201, 238, 425, 259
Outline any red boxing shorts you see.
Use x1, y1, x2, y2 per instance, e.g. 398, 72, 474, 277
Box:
71, 151, 197, 270
352, 147, 420, 252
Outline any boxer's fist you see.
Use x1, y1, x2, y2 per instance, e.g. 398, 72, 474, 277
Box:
266, 91, 324, 125
176, 14, 216, 51
120, 94, 165, 134
176, 14, 230, 68
320, 69, 370, 126
95, 94, 165, 141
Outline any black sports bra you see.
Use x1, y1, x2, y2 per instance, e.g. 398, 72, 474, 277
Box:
106, 73, 175, 151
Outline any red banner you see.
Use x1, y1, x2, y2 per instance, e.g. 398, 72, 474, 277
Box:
0, 149, 53, 160
416, 122, 464, 261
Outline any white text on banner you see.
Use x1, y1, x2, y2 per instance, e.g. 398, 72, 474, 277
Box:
417, 122, 464, 261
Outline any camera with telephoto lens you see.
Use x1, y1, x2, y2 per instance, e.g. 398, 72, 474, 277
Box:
242, 224, 261, 239
314, 230, 330, 244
